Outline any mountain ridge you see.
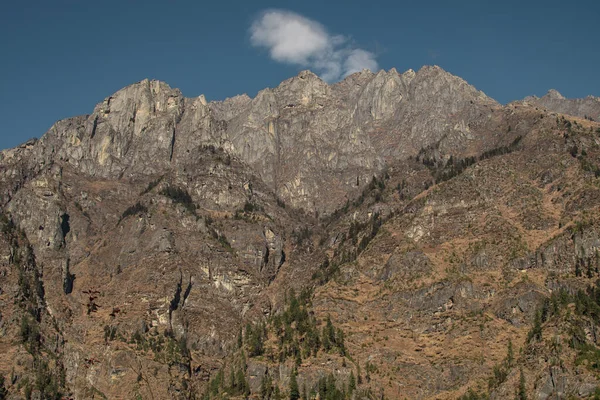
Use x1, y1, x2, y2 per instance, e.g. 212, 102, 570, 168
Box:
521, 88, 600, 121
1, 65, 504, 214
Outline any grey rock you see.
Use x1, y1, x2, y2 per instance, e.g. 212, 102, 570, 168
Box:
151, 228, 174, 253
263, 227, 284, 278
536, 366, 567, 400
3, 65, 502, 214
523, 89, 600, 121
376, 250, 433, 282
247, 360, 267, 393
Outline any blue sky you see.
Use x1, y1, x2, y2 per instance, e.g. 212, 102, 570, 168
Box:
1, 0, 599, 150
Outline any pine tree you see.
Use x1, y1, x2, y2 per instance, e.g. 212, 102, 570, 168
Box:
289, 370, 300, 400
289, 289, 301, 323
348, 370, 356, 395
322, 326, 331, 351
235, 368, 249, 395
517, 368, 527, 400
326, 373, 336, 395
241, 350, 247, 372
246, 322, 264, 357
0, 374, 6, 400
260, 374, 268, 398
336, 328, 346, 355
318, 376, 327, 399
295, 348, 302, 367
261, 374, 274, 399
229, 368, 236, 392
527, 311, 542, 342
322, 315, 336, 353
237, 327, 243, 349
326, 316, 336, 344
243, 372, 251, 396
507, 339, 514, 367
209, 370, 223, 397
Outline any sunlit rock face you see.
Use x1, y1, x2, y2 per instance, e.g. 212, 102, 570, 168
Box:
12, 66, 499, 214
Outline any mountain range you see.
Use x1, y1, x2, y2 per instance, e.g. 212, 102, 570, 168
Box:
1, 66, 600, 399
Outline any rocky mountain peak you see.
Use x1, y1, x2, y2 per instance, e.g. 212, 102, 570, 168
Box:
275, 69, 330, 107
355, 68, 406, 120
415, 64, 452, 79
332, 69, 376, 94
296, 69, 321, 80
209, 93, 252, 121
94, 78, 182, 114
412, 65, 497, 105
544, 88, 565, 100
401, 68, 416, 84
277, 69, 325, 89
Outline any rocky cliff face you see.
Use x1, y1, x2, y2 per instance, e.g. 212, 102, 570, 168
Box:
1, 66, 500, 214
1, 67, 600, 399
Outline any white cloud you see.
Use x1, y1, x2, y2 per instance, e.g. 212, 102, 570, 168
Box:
250, 10, 378, 82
